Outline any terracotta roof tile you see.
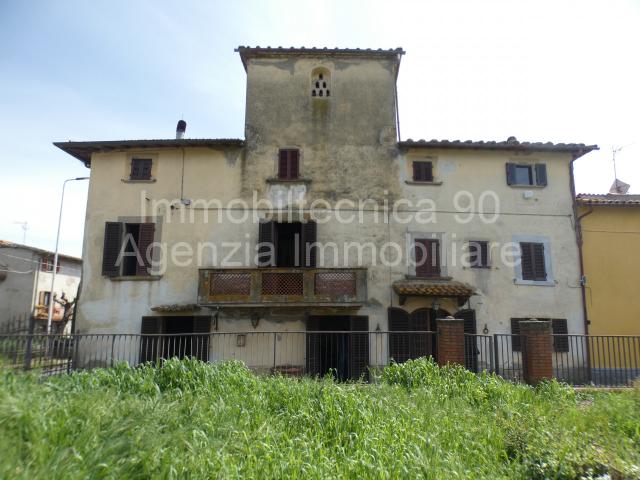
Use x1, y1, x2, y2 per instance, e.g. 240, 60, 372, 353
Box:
399, 138, 597, 156
393, 280, 476, 298
576, 194, 640, 206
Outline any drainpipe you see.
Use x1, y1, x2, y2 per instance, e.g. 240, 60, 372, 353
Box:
569, 153, 591, 335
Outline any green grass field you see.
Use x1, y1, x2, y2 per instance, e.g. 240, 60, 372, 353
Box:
0, 358, 638, 479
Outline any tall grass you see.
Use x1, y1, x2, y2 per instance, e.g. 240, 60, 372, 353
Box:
0, 358, 638, 479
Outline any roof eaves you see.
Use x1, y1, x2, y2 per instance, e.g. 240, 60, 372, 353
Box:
398, 139, 598, 157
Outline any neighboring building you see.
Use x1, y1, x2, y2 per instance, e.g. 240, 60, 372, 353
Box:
577, 193, 640, 335
55, 46, 596, 375
0, 240, 82, 333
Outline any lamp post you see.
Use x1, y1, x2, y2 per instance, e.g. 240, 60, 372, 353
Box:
47, 177, 89, 334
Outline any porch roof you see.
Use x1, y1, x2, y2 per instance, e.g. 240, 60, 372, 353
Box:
393, 279, 476, 299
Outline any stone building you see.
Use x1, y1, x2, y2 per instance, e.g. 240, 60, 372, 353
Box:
55, 47, 597, 376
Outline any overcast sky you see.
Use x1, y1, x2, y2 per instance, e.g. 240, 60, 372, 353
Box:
0, 0, 638, 258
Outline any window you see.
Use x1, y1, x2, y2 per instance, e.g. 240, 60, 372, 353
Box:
412, 161, 433, 182
311, 69, 330, 98
520, 242, 547, 281
414, 239, 440, 278
40, 257, 60, 273
38, 291, 51, 306
511, 318, 569, 352
130, 158, 153, 180
102, 222, 156, 277
257, 220, 317, 267
278, 149, 299, 180
506, 163, 547, 187
552, 319, 569, 352
468, 241, 489, 268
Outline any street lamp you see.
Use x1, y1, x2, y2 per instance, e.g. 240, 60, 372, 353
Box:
47, 176, 89, 334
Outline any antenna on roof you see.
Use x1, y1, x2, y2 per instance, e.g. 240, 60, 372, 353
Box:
610, 143, 634, 194
13, 221, 28, 244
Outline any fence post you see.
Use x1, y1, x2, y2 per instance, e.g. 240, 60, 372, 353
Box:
520, 319, 553, 385
436, 316, 465, 366
23, 315, 34, 371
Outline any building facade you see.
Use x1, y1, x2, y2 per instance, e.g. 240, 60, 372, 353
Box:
577, 194, 640, 335
0, 240, 81, 333
55, 47, 596, 375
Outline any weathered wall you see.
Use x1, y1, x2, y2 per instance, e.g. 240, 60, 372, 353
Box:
0, 247, 37, 325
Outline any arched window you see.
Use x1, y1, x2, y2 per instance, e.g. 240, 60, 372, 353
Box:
311, 68, 330, 98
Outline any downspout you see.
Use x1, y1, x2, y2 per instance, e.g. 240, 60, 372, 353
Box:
569, 153, 591, 335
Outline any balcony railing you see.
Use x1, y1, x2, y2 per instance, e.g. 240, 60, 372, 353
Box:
198, 268, 367, 307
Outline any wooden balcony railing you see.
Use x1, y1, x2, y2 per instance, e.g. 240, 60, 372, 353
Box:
198, 268, 367, 307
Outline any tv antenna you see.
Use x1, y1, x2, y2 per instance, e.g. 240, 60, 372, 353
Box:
609, 143, 634, 194
13, 221, 29, 244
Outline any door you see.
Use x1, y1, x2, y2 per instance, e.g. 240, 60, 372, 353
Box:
455, 309, 478, 372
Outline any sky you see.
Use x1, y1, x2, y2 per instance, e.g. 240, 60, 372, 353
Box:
0, 0, 638, 258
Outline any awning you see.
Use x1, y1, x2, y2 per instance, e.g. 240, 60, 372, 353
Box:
393, 279, 476, 306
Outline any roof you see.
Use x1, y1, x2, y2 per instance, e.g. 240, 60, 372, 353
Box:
399, 137, 598, 158
393, 280, 476, 298
236, 46, 405, 71
576, 194, 640, 206
0, 240, 82, 263
54, 139, 245, 167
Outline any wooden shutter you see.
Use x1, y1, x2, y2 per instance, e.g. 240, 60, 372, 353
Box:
278, 149, 299, 180
192, 316, 211, 361
135, 223, 155, 276
455, 309, 478, 372
535, 164, 547, 186
131, 159, 152, 180
301, 220, 317, 267
409, 308, 431, 359
520, 242, 547, 281
415, 239, 440, 277
102, 222, 123, 277
412, 161, 433, 182
257, 221, 276, 267
349, 316, 369, 380
552, 318, 569, 352
306, 316, 321, 376
388, 308, 410, 363
139, 316, 163, 364
469, 241, 488, 268
506, 163, 517, 185
511, 318, 522, 352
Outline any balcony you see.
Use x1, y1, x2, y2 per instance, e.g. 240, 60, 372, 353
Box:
198, 268, 367, 307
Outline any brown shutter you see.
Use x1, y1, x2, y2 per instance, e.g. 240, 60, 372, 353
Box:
415, 239, 440, 277
192, 316, 211, 361
552, 318, 569, 352
278, 150, 288, 179
278, 149, 299, 180
306, 316, 321, 376
521, 242, 547, 281
455, 309, 478, 371
290, 150, 299, 179
388, 307, 410, 363
301, 220, 317, 267
532, 243, 546, 280
511, 318, 522, 352
349, 316, 369, 380
257, 221, 275, 267
412, 161, 433, 182
139, 316, 163, 363
102, 222, 123, 277
135, 223, 155, 276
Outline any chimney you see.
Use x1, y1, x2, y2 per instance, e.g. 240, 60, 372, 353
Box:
176, 120, 187, 139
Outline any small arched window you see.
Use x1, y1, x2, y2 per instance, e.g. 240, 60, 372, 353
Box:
311, 68, 330, 98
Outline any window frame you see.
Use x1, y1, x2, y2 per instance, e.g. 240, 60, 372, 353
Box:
506, 162, 548, 187
129, 158, 153, 181
512, 235, 554, 286
412, 160, 434, 182
102, 219, 159, 278
40, 257, 61, 273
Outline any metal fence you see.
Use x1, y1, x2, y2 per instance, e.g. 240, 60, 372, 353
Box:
1, 331, 639, 386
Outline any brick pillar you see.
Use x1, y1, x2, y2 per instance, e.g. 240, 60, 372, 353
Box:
436, 317, 465, 366
520, 319, 553, 385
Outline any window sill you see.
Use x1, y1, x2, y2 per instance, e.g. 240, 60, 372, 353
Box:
121, 178, 157, 183
405, 180, 443, 186
513, 278, 555, 286
266, 177, 312, 184
508, 184, 545, 189
108, 275, 162, 281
